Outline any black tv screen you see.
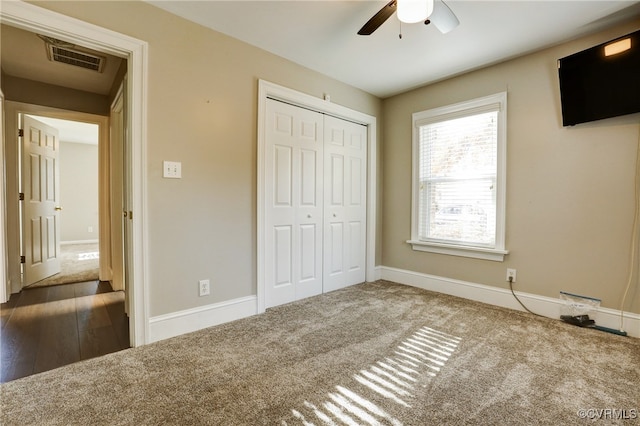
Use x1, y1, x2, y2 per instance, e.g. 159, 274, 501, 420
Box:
558, 30, 640, 126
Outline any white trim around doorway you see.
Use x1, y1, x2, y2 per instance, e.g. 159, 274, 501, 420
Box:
0, 90, 7, 304
256, 80, 378, 313
0, 1, 150, 346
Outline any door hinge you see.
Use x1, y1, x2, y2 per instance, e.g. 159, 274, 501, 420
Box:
20, 255, 25, 264
19, 192, 25, 201
18, 128, 24, 137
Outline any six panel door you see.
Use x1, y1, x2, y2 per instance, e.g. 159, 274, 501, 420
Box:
22, 115, 62, 286
323, 115, 367, 293
264, 99, 367, 308
265, 99, 324, 308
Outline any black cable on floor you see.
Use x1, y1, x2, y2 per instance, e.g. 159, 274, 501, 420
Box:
509, 277, 543, 317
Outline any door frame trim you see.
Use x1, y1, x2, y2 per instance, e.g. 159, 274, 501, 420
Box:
256, 80, 378, 313
0, 1, 150, 346
109, 84, 125, 293
0, 89, 6, 304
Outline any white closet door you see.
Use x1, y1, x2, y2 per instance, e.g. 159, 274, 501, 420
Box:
265, 99, 324, 308
323, 116, 367, 293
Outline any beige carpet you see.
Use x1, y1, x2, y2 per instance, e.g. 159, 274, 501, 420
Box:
26, 243, 99, 288
1, 281, 638, 425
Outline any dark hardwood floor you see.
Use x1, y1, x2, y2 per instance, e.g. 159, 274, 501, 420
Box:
0, 280, 129, 383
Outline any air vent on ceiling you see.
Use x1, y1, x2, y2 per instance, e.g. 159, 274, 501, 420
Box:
47, 45, 106, 72
38, 35, 106, 73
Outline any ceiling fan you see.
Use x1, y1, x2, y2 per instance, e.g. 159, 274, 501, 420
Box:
358, 0, 459, 36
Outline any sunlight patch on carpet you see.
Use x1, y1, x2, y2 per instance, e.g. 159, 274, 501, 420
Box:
289, 326, 461, 425
77, 251, 99, 261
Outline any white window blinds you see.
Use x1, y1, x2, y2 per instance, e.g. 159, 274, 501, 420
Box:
418, 109, 499, 247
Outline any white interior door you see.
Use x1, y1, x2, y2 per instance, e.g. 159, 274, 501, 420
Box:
323, 116, 367, 292
265, 99, 324, 308
21, 114, 61, 285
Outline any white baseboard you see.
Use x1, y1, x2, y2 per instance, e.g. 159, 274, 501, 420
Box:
372, 265, 383, 282
61, 239, 99, 245
148, 296, 257, 343
146, 268, 638, 343
379, 266, 640, 338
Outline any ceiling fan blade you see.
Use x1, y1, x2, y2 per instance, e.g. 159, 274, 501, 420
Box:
357, 0, 397, 36
430, 0, 459, 34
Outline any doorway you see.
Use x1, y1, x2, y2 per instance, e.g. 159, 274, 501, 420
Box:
21, 114, 101, 289
0, 1, 149, 346
0, 107, 129, 383
4, 104, 112, 293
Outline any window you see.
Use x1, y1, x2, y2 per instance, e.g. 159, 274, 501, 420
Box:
408, 92, 508, 261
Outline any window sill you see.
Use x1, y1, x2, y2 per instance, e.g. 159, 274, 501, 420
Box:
406, 240, 508, 262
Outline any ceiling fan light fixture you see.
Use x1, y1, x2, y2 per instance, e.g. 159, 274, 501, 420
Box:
397, 0, 434, 24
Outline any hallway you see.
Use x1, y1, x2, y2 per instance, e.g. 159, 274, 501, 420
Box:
1, 280, 129, 383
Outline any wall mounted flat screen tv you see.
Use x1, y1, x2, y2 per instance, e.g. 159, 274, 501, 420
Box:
558, 30, 640, 126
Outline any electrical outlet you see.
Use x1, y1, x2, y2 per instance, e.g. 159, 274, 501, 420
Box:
198, 279, 210, 297
506, 268, 517, 283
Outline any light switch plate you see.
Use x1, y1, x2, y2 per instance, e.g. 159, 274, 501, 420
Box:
163, 161, 182, 178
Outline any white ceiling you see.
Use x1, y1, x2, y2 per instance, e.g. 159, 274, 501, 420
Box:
147, 0, 640, 98
2, 1, 638, 100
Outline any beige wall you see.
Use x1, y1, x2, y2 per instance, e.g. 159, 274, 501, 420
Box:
31, 1, 383, 316
382, 21, 640, 314
1, 74, 109, 115
59, 141, 99, 242
23, 1, 638, 319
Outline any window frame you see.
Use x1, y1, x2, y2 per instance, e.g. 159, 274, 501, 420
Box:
407, 92, 509, 261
